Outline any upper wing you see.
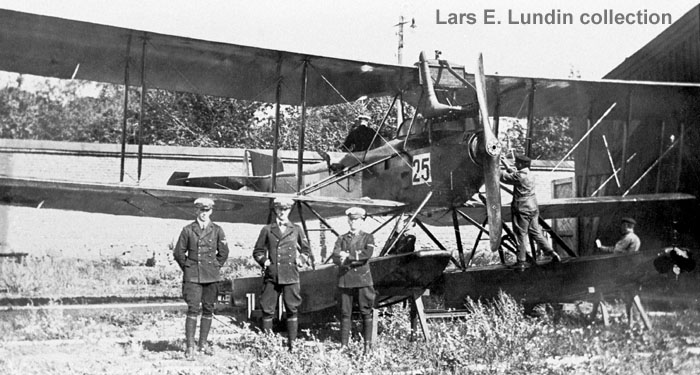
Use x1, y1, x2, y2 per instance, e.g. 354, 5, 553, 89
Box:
403, 58, 700, 121
0, 176, 406, 224
0, 9, 416, 106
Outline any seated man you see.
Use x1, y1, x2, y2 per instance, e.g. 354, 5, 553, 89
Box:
341, 115, 376, 152
596, 217, 641, 253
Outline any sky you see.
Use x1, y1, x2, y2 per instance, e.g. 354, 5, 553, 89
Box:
0, 0, 698, 79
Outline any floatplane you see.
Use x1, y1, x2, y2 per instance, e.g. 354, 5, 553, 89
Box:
0, 9, 697, 336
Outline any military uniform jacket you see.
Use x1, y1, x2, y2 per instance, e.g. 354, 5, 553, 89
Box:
332, 230, 375, 288
253, 222, 311, 285
500, 169, 538, 212
173, 221, 230, 284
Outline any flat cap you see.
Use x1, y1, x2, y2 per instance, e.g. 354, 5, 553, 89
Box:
357, 115, 370, 121
345, 206, 366, 219
194, 197, 215, 209
621, 217, 636, 225
273, 197, 295, 208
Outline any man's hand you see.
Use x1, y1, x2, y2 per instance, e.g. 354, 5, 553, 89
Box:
339, 251, 349, 264
264, 259, 272, 267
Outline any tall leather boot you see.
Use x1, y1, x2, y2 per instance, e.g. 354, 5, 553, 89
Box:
198, 315, 213, 355
362, 316, 373, 355
286, 317, 298, 352
261, 316, 273, 334
340, 318, 351, 347
184, 315, 197, 359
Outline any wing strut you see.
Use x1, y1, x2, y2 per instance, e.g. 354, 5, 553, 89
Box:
380, 192, 433, 256
296, 60, 309, 192
137, 35, 147, 182
119, 34, 132, 183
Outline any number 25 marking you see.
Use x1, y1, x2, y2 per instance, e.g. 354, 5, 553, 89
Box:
412, 153, 431, 185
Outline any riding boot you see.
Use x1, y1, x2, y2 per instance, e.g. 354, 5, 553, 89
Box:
340, 317, 351, 346
362, 316, 373, 355
261, 316, 273, 334
198, 315, 213, 355
184, 316, 197, 359
286, 317, 298, 351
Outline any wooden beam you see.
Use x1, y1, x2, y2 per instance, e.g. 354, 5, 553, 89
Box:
409, 294, 431, 341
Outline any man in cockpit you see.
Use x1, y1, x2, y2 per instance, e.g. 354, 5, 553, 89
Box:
341, 115, 376, 152
596, 217, 641, 253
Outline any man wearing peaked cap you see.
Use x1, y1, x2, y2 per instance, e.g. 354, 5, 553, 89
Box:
345, 206, 366, 219
332, 206, 376, 354
253, 196, 311, 351
194, 197, 215, 210
341, 114, 377, 152
173, 197, 229, 358
500, 154, 561, 270
596, 217, 641, 253
273, 197, 295, 208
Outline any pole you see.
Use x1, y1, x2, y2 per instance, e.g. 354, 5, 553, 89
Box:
120, 34, 132, 183
297, 61, 309, 193
397, 15, 405, 65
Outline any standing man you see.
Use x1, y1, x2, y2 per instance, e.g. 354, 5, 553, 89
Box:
173, 197, 229, 358
596, 217, 641, 253
253, 197, 311, 351
332, 207, 376, 354
341, 115, 376, 152
500, 154, 561, 270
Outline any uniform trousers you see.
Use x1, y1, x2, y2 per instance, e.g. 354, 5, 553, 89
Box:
183, 281, 218, 317
260, 281, 302, 318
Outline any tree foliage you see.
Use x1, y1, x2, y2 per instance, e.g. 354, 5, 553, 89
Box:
0, 75, 568, 160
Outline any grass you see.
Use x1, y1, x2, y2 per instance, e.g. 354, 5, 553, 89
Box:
2, 292, 700, 374
0, 255, 260, 298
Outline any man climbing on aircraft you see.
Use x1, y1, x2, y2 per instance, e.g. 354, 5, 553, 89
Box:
332, 206, 376, 354
253, 197, 311, 351
173, 197, 230, 359
341, 115, 377, 152
500, 154, 561, 270
596, 217, 641, 253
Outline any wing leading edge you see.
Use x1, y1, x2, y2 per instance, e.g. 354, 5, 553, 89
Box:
0, 176, 406, 224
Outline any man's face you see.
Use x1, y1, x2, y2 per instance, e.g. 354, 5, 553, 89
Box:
621, 222, 633, 234
347, 216, 362, 231
275, 206, 291, 222
196, 206, 212, 222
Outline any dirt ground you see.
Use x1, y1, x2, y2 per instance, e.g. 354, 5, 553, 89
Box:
0, 311, 290, 375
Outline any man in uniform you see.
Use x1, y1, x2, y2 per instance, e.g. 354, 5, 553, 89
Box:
596, 217, 641, 253
173, 197, 230, 358
341, 115, 376, 152
500, 154, 561, 270
332, 207, 376, 354
253, 197, 311, 351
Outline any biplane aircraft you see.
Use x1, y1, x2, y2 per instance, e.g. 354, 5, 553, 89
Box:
0, 8, 698, 333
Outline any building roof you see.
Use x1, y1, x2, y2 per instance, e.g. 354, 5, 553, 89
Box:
605, 5, 700, 82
